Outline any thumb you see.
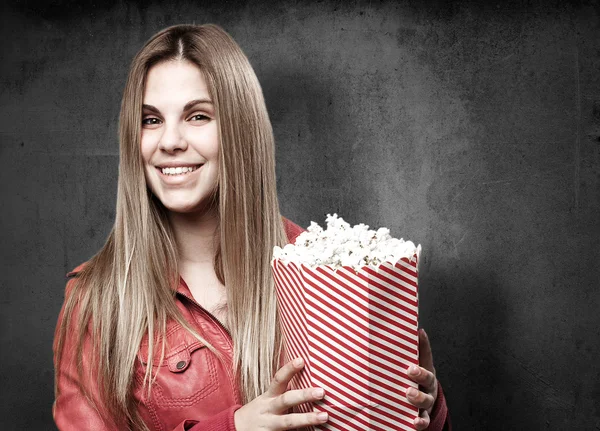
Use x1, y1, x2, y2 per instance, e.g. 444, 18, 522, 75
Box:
419, 328, 435, 376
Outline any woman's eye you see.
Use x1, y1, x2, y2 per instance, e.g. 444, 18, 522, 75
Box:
142, 117, 162, 126
188, 113, 210, 122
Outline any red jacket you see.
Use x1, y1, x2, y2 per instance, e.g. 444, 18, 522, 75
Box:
53, 218, 449, 430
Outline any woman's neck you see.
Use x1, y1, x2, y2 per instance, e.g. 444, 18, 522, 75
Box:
167, 209, 219, 264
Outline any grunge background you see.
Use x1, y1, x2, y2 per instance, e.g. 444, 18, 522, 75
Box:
1, 0, 599, 429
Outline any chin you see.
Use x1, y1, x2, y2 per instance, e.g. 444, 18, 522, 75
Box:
164, 204, 200, 214
161, 200, 201, 214
160, 194, 217, 215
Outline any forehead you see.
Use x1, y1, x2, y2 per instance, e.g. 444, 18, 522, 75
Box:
143, 60, 210, 105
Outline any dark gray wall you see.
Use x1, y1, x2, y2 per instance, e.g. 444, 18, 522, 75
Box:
1, 0, 599, 429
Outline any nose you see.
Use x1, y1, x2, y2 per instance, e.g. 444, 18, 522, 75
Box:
158, 121, 187, 153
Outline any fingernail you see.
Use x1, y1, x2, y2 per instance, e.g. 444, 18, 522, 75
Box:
409, 365, 420, 376
313, 388, 325, 398
407, 387, 418, 398
317, 412, 328, 421
293, 357, 304, 367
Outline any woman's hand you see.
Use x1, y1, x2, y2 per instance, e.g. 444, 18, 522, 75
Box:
406, 328, 439, 430
234, 357, 328, 431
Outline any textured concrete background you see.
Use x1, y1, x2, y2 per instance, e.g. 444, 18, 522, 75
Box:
1, 0, 599, 429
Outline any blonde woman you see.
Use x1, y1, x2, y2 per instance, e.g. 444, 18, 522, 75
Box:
53, 24, 449, 431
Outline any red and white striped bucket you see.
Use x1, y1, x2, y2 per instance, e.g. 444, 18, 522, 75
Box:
272, 254, 420, 431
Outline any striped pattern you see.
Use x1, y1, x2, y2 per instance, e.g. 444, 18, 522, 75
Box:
272, 255, 420, 431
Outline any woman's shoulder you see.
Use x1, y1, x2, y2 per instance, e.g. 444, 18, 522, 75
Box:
63, 261, 91, 298
66, 262, 87, 278
282, 217, 305, 244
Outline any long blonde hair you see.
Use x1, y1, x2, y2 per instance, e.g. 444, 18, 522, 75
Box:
54, 24, 288, 430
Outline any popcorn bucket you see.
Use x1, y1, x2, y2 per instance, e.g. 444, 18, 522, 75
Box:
272, 254, 419, 431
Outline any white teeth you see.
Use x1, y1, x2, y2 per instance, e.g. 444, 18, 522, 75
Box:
160, 166, 199, 175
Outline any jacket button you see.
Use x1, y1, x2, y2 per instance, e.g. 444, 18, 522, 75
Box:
176, 360, 186, 370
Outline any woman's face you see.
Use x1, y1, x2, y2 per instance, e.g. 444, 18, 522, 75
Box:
141, 60, 219, 215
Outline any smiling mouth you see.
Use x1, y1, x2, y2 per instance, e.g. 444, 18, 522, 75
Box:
157, 165, 203, 176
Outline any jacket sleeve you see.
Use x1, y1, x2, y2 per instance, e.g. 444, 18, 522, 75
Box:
53, 277, 116, 430
53, 277, 243, 431
428, 381, 451, 431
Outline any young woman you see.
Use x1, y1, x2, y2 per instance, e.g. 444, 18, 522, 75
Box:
53, 24, 449, 431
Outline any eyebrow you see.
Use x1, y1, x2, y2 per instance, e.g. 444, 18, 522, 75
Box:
142, 98, 213, 114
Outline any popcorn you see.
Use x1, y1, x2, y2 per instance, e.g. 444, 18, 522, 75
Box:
272, 215, 421, 431
273, 214, 421, 269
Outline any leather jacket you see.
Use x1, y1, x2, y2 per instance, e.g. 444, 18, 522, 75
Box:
53, 217, 450, 430
53, 218, 305, 431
